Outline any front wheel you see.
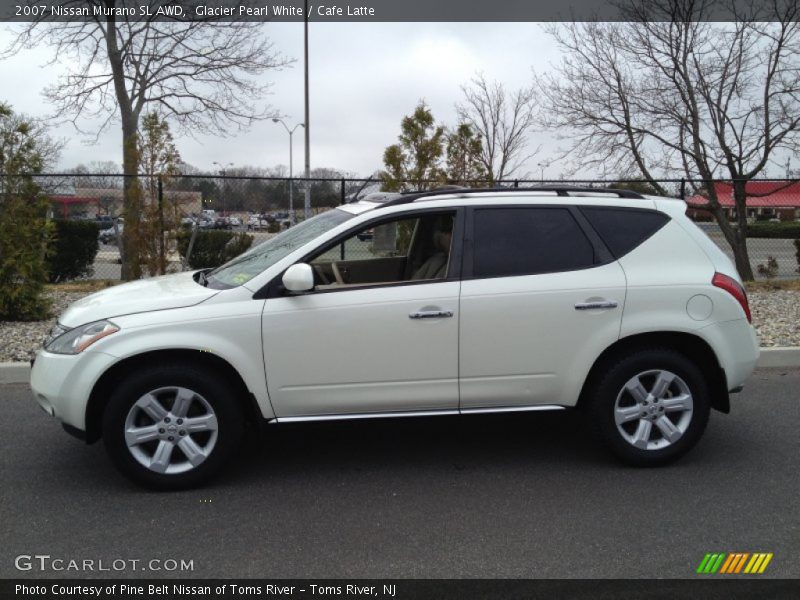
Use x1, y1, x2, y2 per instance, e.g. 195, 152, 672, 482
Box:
587, 349, 711, 466
102, 364, 244, 490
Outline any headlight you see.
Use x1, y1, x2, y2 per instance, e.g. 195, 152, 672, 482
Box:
45, 320, 120, 355
44, 322, 70, 347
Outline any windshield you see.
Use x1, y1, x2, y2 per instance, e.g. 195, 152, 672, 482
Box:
206, 209, 355, 288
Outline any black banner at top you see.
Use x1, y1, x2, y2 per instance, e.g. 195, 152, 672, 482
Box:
1, 0, 799, 22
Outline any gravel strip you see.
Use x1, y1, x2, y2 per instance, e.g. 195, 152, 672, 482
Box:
0, 290, 89, 363
0, 287, 798, 363
749, 291, 800, 347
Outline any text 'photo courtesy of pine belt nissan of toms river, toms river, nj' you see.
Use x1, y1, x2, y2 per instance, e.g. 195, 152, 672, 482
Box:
30, 186, 760, 490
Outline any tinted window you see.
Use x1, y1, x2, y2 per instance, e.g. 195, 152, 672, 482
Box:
472, 208, 595, 277
580, 207, 669, 258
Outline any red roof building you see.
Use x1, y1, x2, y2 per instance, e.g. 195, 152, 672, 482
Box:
686, 181, 800, 221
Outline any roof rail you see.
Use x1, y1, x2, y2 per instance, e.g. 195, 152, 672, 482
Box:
380, 185, 646, 206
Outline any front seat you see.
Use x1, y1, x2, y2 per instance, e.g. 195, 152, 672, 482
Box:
412, 229, 451, 280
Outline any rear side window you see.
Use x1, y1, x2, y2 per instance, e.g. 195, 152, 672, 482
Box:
472, 208, 595, 278
579, 207, 669, 258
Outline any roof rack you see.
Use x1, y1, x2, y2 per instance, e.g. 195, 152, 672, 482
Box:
377, 185, 646, 206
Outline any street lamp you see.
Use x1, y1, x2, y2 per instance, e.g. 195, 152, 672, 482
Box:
272, 118, 304, 224
212, 161, 233, 216
537, 161, 549, 183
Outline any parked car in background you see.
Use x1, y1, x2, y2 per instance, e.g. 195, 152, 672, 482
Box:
229, 217, 242, 227
31, 186, 759, 490
356, 228, 374, 241
98, 222, 123, 244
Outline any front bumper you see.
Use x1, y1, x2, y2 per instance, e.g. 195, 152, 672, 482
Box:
29, 349, 117, 434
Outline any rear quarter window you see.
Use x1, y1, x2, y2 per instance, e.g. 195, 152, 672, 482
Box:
579, 207, 669, 259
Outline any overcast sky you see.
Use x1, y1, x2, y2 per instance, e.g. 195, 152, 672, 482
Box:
0, 22, 566, 178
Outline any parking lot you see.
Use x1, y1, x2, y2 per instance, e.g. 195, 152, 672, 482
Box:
1, 368, 798, 579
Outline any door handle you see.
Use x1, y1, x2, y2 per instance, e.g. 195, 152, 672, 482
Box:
409, 310, 454, 319
575, 299, 618, 310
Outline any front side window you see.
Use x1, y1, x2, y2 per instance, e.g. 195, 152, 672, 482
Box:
308, 211, 457, 289
206, 209, 354, 288
472, 207, 595, 278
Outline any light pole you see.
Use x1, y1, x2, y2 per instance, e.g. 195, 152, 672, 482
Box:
537, 161, 549, 183
212, 161, 233, 216
303, 0, 311, 220
272, 118, 304, 224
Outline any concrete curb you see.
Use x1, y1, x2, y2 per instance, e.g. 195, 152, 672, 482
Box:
1, 347, 799, 386
756, 347, 800, 368
0, 362, 31, 385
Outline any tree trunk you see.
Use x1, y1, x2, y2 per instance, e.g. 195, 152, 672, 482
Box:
730, 180, 754, 281
103, 16, 142, 281
120, 118, 142, 281
710, 189, 754, 281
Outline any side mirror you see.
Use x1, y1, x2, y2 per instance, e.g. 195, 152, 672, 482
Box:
282, 263, 315, 293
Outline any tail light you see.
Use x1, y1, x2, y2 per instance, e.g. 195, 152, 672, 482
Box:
712, 272, 751, 323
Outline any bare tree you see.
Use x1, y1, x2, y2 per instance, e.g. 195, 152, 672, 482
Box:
456, 74, 540, 184
535, 0, 800, 280
3, 0, 290, 279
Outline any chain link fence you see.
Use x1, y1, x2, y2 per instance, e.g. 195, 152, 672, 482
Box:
17, 174, 800, 281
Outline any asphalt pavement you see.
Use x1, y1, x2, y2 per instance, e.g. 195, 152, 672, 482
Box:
1, 368, 798, 579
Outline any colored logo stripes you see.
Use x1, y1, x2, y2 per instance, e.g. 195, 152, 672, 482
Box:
697, 552, 773, 574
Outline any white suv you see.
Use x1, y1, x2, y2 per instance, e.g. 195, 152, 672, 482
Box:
30, 187, 760, 489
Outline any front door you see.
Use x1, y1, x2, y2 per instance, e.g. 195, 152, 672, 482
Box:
262, 209, 462, 418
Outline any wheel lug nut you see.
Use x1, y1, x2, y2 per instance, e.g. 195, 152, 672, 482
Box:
164, 417, 171, 423
158, 428, 165, 434
179, 430, 186, 436
177, 419, 183, 425
168, 436, 174, 441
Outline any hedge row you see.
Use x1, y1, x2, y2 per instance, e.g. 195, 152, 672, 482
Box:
46, 219, 100, 282
746, 222, 800, 239
175, 229, 254, 269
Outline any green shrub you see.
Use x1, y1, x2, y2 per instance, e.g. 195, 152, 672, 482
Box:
746, 222, 800, 239
175, 229, 253, 269
267, 221, 281, 233
0, 184, 52, 321
46, 219, 100, 282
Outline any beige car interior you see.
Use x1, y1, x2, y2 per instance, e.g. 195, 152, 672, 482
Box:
311, 212, 455, 289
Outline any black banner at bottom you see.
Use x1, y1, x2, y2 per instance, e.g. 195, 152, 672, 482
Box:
2, 579, 799, 600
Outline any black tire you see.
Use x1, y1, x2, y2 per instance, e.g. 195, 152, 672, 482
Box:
102, 363, 245, 490
587, 348, 710, 466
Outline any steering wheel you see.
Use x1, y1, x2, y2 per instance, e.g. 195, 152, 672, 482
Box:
331, 261, 345, 285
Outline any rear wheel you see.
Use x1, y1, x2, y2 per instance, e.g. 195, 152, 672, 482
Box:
102, 364, 244, 490
587, 349, 710, 466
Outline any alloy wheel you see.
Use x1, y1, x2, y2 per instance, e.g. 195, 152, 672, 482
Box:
613, 369, 694, 451
124, 386, 219, 474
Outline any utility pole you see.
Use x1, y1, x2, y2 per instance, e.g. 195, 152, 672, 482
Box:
303, 0, 311, 219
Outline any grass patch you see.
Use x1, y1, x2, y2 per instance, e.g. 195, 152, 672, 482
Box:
745, 279, 800, 292
45, 280, 120, 293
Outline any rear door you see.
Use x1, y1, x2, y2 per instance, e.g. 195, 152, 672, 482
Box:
459, 205, 627, 409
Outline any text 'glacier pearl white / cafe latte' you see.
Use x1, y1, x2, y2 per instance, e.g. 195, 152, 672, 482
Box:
30, 186, 760, 490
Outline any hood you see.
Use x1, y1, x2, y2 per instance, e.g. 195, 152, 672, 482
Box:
59, 271, 219, 327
